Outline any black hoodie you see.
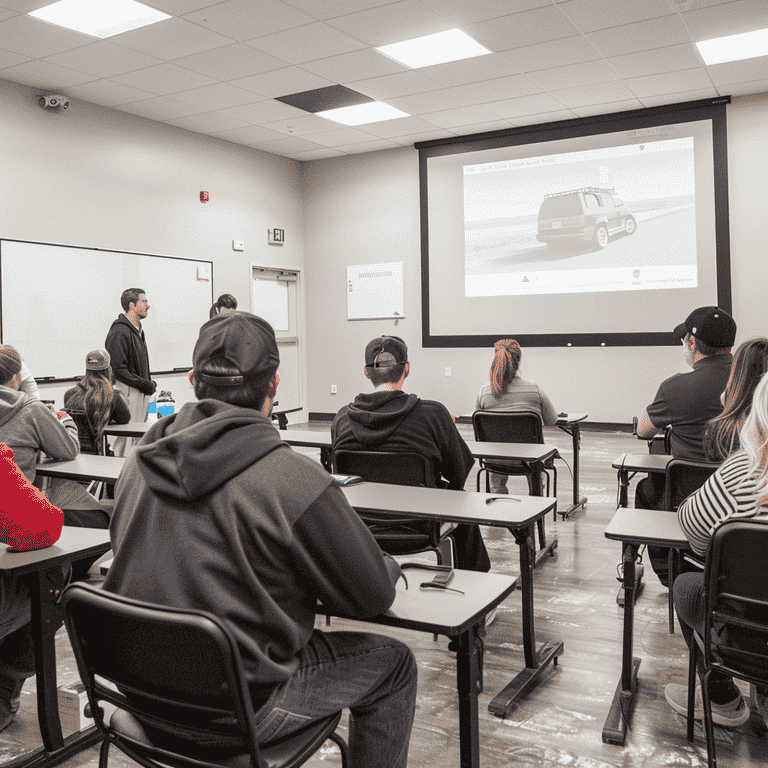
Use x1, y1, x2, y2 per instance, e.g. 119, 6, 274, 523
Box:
103, 398, 398, 693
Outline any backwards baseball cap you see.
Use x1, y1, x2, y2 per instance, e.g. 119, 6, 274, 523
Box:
365, 335, 408, 369
85, 349, 110, 371
193, 312, 279, 387
674, 306, 736, 348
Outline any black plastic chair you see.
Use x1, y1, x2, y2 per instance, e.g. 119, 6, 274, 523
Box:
471, 410, 560, 519
662, 459, 720, 633
685, 518, 768, 768
332, 449, 456, 565
61, 583, 350, 768
68, 408, 102, 455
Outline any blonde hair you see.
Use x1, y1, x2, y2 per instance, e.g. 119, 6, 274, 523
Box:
737, 370, 768, 498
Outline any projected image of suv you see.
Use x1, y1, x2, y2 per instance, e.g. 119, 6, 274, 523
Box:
536, 187, 636, 251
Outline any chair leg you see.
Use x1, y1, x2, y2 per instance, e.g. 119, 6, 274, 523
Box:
329, 731, 351, 767
700, 669, 717, 768
687, 638, 698, 741
98, 737, 111, 768
668, 549, 677, 634
436, 537, 455, 568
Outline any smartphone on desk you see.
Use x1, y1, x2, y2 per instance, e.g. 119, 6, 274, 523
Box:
331, 474, 363, 486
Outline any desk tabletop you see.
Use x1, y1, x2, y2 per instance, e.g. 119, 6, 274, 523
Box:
604, 507, 690, 548
612, 453, 672, 473
36, 455, 125, 483
0, 527, 111, 575
343, 482, 556, 527
321, 567, 518, 636
102, 421, 148, 437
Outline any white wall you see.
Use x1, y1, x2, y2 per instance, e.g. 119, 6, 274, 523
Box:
302, 95, 768, 423
0, 77, 304, 409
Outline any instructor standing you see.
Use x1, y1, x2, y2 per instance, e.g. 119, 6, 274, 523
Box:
105, 288, 156, 456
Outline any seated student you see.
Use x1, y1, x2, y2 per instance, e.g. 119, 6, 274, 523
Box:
0, 443, 65, 731
332, 335, 490, 573
209, 293, 238, 319
64, 349, 131, 455
664, 370, 768, 729
0, 345, 109, 530
103, 313, 416, 768
704, 337, 768, 462
475, 338, 558, 494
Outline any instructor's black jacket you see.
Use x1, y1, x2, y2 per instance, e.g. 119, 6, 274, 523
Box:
104, 314, 154, 395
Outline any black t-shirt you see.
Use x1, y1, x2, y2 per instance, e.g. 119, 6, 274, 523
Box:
646, 353, 732, 460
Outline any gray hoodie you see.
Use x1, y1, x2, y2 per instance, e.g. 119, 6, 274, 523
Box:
0, 386, 79, 484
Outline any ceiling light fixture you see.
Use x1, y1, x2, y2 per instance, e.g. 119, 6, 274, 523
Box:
29, 0, 171, 39
316, 101, 410, 126
376, 28, 490, 69
696, 26, 768, 65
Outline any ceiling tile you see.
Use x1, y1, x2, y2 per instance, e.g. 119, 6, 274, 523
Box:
673, 1, 741, 10
326, 0, 453, 47
172, 43, 288, 80
360, 115, 442, 137
328, 138, 402, 153
0, 14, 90, 58
558, 0, 675, 33
302, 125, 384, 146
43, 43, 164, 78
182, 0, 314, 41
450, 119, 514, 135
482, 92, 573, 118
166, 82, 261, 110
607, 43, 703, 79
111, 63, 218, 95
250, 135, 325, 153
218, 98, 308, 122
639, 87, 720, 107
452, 74, 542, 102
718, 78, 768, 97
465, 6, 580, 52
498, 36, 601, 73
623, 67, 714, 98
118, 96, 205, 121
0, 48, 30, 68
529, 59, 622, 91
262, 113, 341, 134
246, 23, 366, 64
282, 0, 401, 21
350, 70, 439, 99
387, 128, 457, 144
569, 99, 645, 118
288, 147, 347, 160
0, 59, 95, 89
65, 79, 156, 106
140, 0, 217, 13
549, 79, 637, 107
0, 8, 18, 22
232, 67, 335, 98
681, 0, 768, 41
386, 88, 474, 114
111, 17, 233, 61
420, 0, 549, 26
706, 56, 768, 86
209, 124, 287, 144
510, 109, 578, 126
585, 16, 691, 58
419, 104, 502, 128
419, 54, 520, 88
0, 1, 45, 12
299, 49, 407, 82
167, 111, 251, 133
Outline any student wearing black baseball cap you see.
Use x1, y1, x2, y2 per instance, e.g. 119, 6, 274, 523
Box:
103, 313, 416, 768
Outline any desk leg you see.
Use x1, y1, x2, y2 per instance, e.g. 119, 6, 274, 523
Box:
617, 469, 629, 508
559, 423, 587, 519
489, 523, 564, 718
454, 623, 482, 768
530, 464, 558, 567
602, 542, 641, 745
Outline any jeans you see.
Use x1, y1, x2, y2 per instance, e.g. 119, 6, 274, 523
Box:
674, 571, 742, 704
253, 630, 416, 768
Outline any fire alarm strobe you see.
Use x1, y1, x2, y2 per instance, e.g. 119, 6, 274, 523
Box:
200, 191, 209, 203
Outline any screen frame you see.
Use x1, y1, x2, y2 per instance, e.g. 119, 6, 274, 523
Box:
417, 97, 732, 348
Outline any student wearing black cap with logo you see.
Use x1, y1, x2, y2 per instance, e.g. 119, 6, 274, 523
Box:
331, 335, 491, 573
634, 305, 737, 585
103, 313, 416, 768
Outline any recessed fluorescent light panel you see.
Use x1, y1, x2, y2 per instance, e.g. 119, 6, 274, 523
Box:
29, 0, 170, 39
696, 26, 768, 65
377, 29, 490, 68
316, 102, 410, 126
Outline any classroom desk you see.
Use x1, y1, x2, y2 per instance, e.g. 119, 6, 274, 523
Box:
555, 413, 589, 518
602, 507, 690, 746
0, 527, 112, 768
321, 566, 517, 768
342, 483, 563, 718
35, 456, 125, 485
612, 453, 672, 508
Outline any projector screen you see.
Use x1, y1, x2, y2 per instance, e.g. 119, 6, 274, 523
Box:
418, 98, 731, 347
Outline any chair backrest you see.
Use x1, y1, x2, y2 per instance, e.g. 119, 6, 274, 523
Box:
67, 409, 101, 455
647, 425, 672, 455
471, 410, 544, 445
332, 450, 434, 487
703, 517, 768, 685
662, 458, 720, 511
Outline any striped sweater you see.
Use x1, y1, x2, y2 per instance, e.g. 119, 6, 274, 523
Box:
677, 451, 768, 556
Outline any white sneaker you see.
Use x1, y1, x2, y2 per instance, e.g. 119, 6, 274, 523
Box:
664, 684, 751, 727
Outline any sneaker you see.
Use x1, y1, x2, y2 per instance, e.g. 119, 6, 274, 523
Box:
664, 684, 751, 728
0, 697, 20, 732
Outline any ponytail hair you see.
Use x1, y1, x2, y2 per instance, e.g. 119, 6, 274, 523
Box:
490, 339, 521, 398
209, 294, 238, 319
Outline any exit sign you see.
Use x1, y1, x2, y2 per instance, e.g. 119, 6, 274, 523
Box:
268, 228, 284, 245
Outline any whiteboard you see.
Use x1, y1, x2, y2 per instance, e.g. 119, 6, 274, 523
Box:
0, 239, 213, 381
347, 262, 405, 320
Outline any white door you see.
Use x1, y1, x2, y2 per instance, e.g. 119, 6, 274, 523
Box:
251, 266, 302, 426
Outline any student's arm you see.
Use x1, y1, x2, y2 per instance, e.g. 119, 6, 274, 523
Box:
18, 360, 41, 401
110, 390, 132, 424
636, 412, 658, 439
31, 402, 80, 460
290, 485, 398, 618
538, 386, 559, 426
